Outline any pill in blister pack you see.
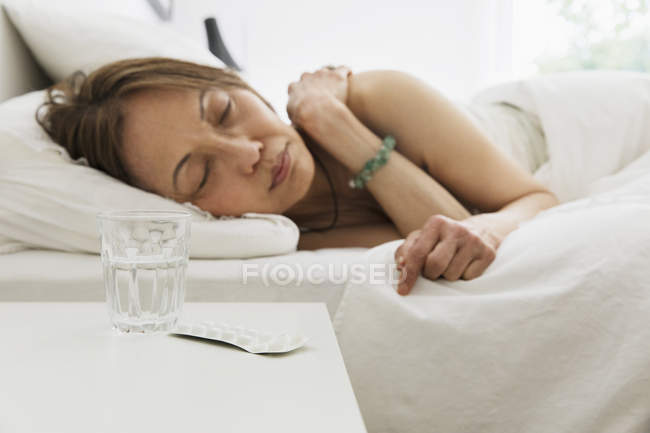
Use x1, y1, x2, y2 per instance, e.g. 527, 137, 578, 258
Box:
173, 321, 309, 354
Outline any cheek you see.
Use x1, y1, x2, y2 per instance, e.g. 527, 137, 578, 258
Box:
292, 145, 315, 188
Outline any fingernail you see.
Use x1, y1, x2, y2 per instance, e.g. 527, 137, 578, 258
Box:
397, 255, 405, 266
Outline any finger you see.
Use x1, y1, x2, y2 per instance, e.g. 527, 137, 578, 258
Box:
330, 66, 352, 79
399, 223, 442, 295
286, 82, 298, 122
461, 257, 490, 280
422, 238, 457, 281
286, 81, 302, 119
393, 244, 404, 283
398, 230, 422, 272
394, 230, 419, 265
394, 232, 416, 287
462, 246, 496, 280
286, 98, 295, 122
439, 229, 481, 280
442, 242, 477, 281
395, 231, 423, 295
317, 65, 351, 79
337, 65, 352, 78
286, 98, 301, 125
393, 235, 412, 286
394, 243, 406, 268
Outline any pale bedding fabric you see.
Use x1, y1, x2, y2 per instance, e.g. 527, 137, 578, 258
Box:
332, 71, 650, 433
456, 100, 549, 216
0, 247, 367, 317
459, 101, 549, 174
3, 70, 649, 431
472, 70, 650, 202
0, 129, 300, 259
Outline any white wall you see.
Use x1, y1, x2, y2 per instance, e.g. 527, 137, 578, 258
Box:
41, 0, 159, 21
168, 0, 515, 122
48, 1, 515, 121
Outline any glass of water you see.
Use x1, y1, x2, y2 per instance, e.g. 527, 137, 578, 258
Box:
96, 210, 192, 333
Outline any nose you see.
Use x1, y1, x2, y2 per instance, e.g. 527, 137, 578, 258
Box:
220, 137, 263, 175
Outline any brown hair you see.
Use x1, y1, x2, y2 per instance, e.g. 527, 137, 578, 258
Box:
36, 57, 275, 190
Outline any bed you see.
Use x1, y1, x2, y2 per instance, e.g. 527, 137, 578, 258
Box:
0, 1, 49, 101
0, 247, 366, 316
0, 2, 369, 318
3, 3, 650, 433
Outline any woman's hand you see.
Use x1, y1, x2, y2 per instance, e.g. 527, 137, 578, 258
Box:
394, 214, 501, 295
286, 65, 353, 135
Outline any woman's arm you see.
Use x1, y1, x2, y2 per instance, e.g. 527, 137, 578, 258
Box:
287, 68, 558, 240
293, 92, 473, 237
461, 191, 559, 249
393, 189, 559, 293
346, 70, 557, 211
349, 70, 559, 237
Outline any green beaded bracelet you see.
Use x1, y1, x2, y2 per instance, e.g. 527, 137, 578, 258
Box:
349, 135, 396, 189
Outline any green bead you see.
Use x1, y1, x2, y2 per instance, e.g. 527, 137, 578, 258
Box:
349, 135, 396, 189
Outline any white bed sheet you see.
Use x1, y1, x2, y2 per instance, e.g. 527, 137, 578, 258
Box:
329, 71, 650, 433
0, 247, 368, 317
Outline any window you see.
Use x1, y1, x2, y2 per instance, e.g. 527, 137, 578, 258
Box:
513, 0, 650, 76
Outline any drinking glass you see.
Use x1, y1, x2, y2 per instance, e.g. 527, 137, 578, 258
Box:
96, 210, 192, 333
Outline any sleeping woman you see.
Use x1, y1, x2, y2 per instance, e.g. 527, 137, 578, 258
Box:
36, 57, 559, 293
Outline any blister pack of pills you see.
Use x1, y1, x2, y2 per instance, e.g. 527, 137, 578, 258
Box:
173, 321, 309, 354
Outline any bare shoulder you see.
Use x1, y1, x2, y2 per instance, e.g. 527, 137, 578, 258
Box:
346, 69, 419, 126
345, 69, 445, 169
347, 69, 554, 213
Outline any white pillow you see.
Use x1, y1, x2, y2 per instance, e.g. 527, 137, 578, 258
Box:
0, 1, 299, 258
2, 0, 226, 81
0, 91, 299, 258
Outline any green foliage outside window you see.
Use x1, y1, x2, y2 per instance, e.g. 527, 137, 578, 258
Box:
537, 0, 650, 72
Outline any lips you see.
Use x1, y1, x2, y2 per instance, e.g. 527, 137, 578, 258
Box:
270, 142, 291, 190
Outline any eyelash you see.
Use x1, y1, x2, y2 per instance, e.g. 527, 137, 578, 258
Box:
195, 157, 213, 197
219, 98, 232, 125
194, 95, 230, 198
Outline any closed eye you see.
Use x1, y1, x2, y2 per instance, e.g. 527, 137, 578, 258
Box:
219, 98, 232, 125
193, 157, 213, 198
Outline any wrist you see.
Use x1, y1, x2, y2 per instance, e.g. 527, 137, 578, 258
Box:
464, 191, 558, 247
297, 94, 348, 140
462, 212, 517, 250
349, 135, 396, 189
319, 101, 383, 173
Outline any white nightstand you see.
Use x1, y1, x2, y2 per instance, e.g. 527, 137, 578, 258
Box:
0, 302, 367, 433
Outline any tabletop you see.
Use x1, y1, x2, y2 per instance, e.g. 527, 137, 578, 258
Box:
0, 302, 367, 433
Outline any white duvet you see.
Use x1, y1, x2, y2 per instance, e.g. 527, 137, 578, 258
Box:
332, 71, 650, 433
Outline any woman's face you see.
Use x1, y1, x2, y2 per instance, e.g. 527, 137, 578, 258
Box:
120, 86, 315, 216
